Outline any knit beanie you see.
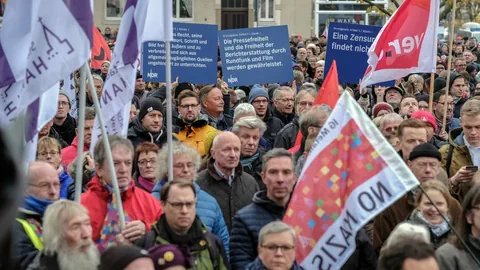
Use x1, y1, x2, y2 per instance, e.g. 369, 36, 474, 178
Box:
372, 102, 393, 118
149, 244, 193, 270
138, 97, 164, 120
248, 84, 269, 104
433, 77, 446, 92
410, 110, 437, 132
58, 91, 71, 106
409, 143, 442, 161
99, 245, 151, 270
174, 82, 194, 99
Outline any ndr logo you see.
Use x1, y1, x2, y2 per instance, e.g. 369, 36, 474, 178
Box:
227, 76, 238, 84
147, 70, 158, 79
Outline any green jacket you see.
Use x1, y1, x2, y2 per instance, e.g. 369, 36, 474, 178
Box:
439, 128, 474, 203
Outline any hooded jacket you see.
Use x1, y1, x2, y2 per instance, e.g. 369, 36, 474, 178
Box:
439, 128, 474, 202
80, 175, 163, 242
230, 191, 286, 269
127, 117, 176, 150
196, 158, 259, 231
175, 115, 219, 157
151, 180, 230, 256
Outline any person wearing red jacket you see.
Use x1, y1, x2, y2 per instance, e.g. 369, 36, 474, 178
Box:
61, 107, 95, 168
81, 135, 163, 252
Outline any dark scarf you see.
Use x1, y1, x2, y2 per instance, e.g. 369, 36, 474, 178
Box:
53, 114, 76, 133
158, 215, 206, 248
241, 151, 260, 170
21, 195, 54, 216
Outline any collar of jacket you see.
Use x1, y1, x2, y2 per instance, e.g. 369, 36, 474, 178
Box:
154, 215, 208, 251
176, 114, 209, 130
448, 128, 471, 156
206, 157, 243, 181
53, 113, 76, 130
130, 117, 164, 140
253, 190, 287, 214
86, 175, 135, 201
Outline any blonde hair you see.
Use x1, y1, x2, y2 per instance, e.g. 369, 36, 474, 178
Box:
36, 137, 61, 157
460, 99, 480, 117
415, 180, 450, 208
43, 200, 89, 254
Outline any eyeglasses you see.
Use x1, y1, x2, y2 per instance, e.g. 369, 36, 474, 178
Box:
173, 163, 195, 170
138, 159, 156, 166
166, 201, 196, 210
29, 182, 61, 190
385, 126, 398, 133
280, 98, 295, 103
179, 104, 199, 109
252, 99, 268, 105
261, 244, 295, 253
38, 151, 59, 157
58, 101, 69, 107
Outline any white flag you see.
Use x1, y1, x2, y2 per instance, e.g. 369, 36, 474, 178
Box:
90, 0, 173, 153
0, 0, 92, 126
62, 73, 78, 119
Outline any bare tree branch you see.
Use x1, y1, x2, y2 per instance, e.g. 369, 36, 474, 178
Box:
362, 0, 393, 16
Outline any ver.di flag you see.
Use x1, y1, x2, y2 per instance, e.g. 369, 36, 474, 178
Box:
91, 25, 112, 70
360, 0, 439, 89
0, 0, 92, 126
90, 0, 173, 155
283, 92, 419, 269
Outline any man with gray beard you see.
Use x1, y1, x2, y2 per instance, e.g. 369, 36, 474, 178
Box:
27, 200, 100, 270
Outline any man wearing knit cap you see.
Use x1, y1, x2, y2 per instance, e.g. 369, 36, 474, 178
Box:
373, 143, 463, 252
410, 110, 447, 148
99, 245, 154, 270
128, 97, 176, 150
249, 84, 284, 148
149, 244, 193, 270
372, 102, 394, 118
52, 91, 77, 145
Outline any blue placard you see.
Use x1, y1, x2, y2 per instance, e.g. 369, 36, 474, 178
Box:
325, 22, 393, 86
219, 25, 293, 87
142, 22, 218, 84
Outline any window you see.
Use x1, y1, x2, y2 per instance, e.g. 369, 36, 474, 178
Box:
222, 0, 248, 8
173, 0, 193, 19
106, 0, 126, 18
259, 0, 274, 21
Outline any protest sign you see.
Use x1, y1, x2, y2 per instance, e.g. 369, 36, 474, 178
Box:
283, 92, 419, 269
219, 25, 293, 87
325, 22, 391, 85
142, 22, 218, 84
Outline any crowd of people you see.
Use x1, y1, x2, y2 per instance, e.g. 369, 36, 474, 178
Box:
5, 27, 480, 270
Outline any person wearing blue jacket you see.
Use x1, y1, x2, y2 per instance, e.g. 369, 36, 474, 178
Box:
152, 141, 230, 256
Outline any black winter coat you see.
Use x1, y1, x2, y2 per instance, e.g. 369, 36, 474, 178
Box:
26, 252, 60, 270
196, 158, 259, 231
262, 109, 284, 147
127, 117, 176, 150
340, 228, 377, 270
51, 114, 77, 145
272, 107, 295, 126
274, 117, 299, 149
230, 191, 286, 270
13, 210, 43, 270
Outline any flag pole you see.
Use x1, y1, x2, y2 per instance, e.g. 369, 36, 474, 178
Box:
428, 72, 435, 112
165, 41, 173, 182
86, 71, 126, 230
442, 0, 456, 133
74, 65, 88, 202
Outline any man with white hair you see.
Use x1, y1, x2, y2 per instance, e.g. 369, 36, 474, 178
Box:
232, 116, 268, 189
272, 86, 296, 125
27, 200, 99, 270
13, 162, 60, 270
151, 141, 230, 254
233, 103, 270, 151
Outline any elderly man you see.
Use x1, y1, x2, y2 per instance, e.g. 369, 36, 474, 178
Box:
199, 85, 233, 130
274, 88, 317, 149
81, 136, 163, 251
36, 137, 72, 199
440, 99, 480, 202
197, 131, 259, 230
52, 91, 77, 145
378, 113, 403, 137
13, 162, 60, 270
373, 143, 462, 252
175, 90, 218, 157
86, 74, 104, 107
128, 97, 174, 150
232, 103, 270, 151
454, 57, 467, 73
61, 107, 95, 168
246, 221, 303, 270
230, 149, 297, 269
27, 200, 99, 270
248, 85, 284, 149
136, 181, 229, 269
384, 86, 404, 112
399, 95, 419, 119
232, 116, 267, 189
272, 86, 296, 125
151, 141, 230, 255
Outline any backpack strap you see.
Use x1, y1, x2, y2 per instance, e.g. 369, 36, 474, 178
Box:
16, 218, 43, 251
446, 145, 455, 178
137, 230, 157, 251
205, 233, 220, 270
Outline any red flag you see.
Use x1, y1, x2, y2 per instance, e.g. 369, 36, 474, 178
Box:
288, 60, 340, 153
90, 25, 112, 69
360, 0, 439, 88
283, 93, 419, 268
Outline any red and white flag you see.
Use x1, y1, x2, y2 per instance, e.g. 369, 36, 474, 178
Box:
360, 0, 439, 89
283, 92, 419, 269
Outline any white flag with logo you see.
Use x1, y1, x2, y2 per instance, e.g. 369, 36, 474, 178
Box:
90, 0, 173, 154
0, 0, 92, 126
62, 74, 78, 119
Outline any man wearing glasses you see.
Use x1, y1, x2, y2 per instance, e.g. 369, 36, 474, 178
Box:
175, 90, 218, 157
52, 91, 77, 145
12, 161, 61, 270
137, 181, 230, 270
272, 86, 296, 125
